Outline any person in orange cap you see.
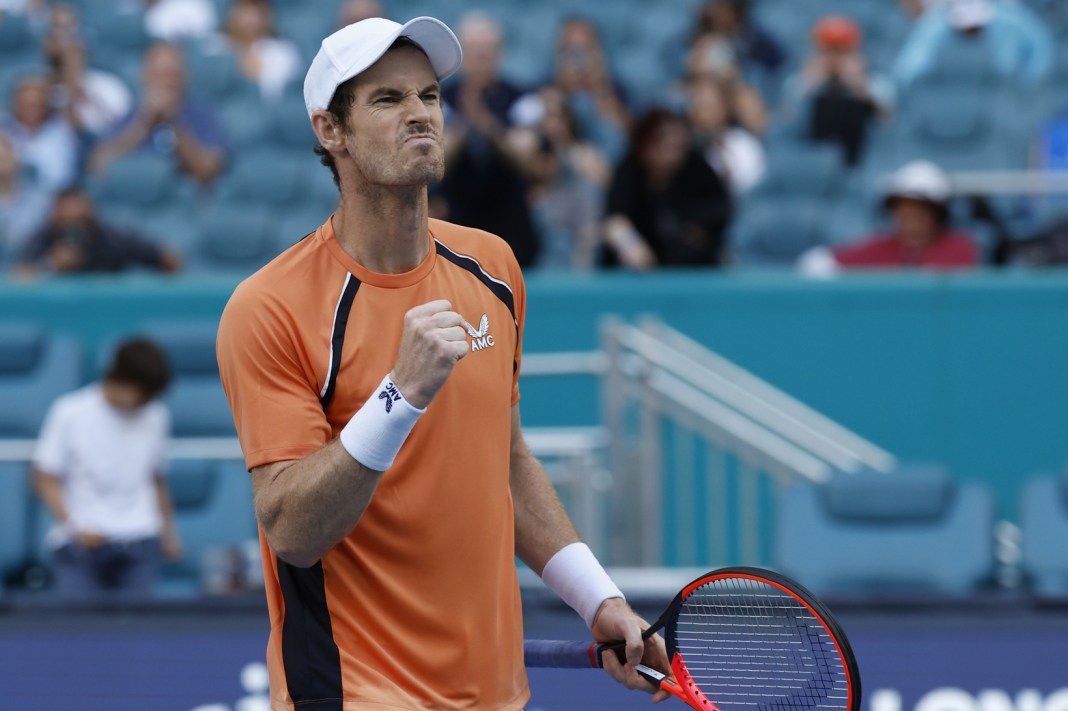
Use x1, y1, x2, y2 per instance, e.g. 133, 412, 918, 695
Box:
781, 14, 893, 165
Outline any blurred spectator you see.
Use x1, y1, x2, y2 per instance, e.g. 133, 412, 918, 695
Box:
13, 187, 181, 275
508, 127, 600, 270
893, 0, 1053, 89
683, 7, 769, 139
0, 132, 52, 256
782, 16, 893, 167
546, 16, 631, 164
32, 338, 182, 599
602, 108, 731, 269
435, 12, 539, 266
203, 0, 301, 102
685, 76, 764, 195
510, 85, 613, 191
1, 74, 79, 193
336, 0, 385, 28
89, 42, 228, 186
140, 0, 218, 42
688, 0, 785, 77
43, 4, 134, 139
798, 161, 978, 273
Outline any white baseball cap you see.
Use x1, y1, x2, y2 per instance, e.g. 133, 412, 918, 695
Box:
885, 160, 952, 204
303, 16, 463, 118
948, 0, 993, 30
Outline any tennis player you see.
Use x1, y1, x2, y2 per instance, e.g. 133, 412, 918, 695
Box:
217, 15, 669, 710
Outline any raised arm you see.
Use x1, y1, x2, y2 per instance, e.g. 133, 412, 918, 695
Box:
249, 300, 469, 568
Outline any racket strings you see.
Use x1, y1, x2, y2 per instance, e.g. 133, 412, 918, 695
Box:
672, 578, 848, 711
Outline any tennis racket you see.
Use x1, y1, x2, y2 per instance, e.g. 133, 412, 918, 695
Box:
525, 566, 861, 711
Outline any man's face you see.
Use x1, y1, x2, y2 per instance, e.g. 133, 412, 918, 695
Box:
102, 380, 153, 412
13, 80, 51, 128
143, 44, 186, 95
339, 45, 445, 188
890, 198, 942, 248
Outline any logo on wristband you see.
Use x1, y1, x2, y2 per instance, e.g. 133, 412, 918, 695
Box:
378, 382, 403, 413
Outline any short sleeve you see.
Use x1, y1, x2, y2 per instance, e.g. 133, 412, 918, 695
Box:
509, 255, 527, 407
32, 398, 70, 477
217, 281, 333, 470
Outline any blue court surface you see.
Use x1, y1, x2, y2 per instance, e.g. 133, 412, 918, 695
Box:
1, 596, 1068, 710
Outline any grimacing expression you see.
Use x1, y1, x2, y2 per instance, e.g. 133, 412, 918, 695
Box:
340, 45, 445, 188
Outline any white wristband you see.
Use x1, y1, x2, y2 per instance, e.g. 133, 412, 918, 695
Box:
339, 374, 425, 471
540, 542, 624, 629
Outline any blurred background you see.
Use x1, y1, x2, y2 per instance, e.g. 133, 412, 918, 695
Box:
1, 0, 1068, 708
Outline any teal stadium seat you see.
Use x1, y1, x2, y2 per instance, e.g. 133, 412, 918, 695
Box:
1019, 471, 1068, 598
88, 152, 179, 211
0, 12, 36, 64
156, 459, 256, 598
0, 325, 83, 437
86, 6, 150, 71
136, 321, 236, 437
775, 465, 997, 599
216, 150, 307, 210
0, 463, 31, 594
729, 196, 829, 265
190, 203, 278, 274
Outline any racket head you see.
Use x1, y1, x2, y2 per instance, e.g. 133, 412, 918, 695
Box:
661, 567, 861, 711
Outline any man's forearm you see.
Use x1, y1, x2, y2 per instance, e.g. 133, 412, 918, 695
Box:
253, 439, 385, 568
510, 443, 580, 574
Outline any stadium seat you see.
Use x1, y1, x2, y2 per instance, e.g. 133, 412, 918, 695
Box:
216, 95, 272, 151
895, 83, 1016, 171
135, 321, 236, 438
266, 91, 318, 156
729, 195, 829, 266
0, 12, 35, 59
0, 463, 32, 594
752, 140, 845, 199
86, 7, 150, 69
1018, 471, 1068, 598
184, 45, 259, 104
156, 459, 257, 598
775, 464, 997, 599
87, 152, 180, 211
216, 150, 307, 209
0, 325, 83, 438
190, 203, 279, 274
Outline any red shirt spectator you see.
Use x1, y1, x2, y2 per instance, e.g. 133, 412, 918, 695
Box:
832, 228, 977, 267
799, 160, 980, 274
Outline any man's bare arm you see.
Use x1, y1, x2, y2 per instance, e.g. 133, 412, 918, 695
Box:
251, 441, 385, 568
509, 405, 581, 574
251, 300, 469, 568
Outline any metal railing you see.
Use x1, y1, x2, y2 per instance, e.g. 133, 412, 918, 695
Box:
0, 318, 895, 573
599, 315, 895, 567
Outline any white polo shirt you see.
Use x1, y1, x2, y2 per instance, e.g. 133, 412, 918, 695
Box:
33, 384, 169, 547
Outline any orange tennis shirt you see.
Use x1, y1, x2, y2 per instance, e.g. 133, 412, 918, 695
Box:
217, 216, 529, 710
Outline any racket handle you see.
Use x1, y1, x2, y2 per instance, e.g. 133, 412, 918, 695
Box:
524, 640, 605, 669
635, 664, 688, 704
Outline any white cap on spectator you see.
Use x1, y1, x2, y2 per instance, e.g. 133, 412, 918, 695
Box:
304, 16, 463, 118
885, 161, 952, 204
948, 0, 993, 30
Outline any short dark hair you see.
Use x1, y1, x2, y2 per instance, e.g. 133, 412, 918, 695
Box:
312, 36, 429, 191
105, 338, 171, 400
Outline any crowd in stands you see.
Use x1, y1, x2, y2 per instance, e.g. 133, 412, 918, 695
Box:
2, 0, 1068, 275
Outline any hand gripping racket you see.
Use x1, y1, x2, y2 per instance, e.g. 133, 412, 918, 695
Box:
525, 566, 861, 711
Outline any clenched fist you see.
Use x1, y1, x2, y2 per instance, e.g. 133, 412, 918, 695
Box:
389, 300, 470, 409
